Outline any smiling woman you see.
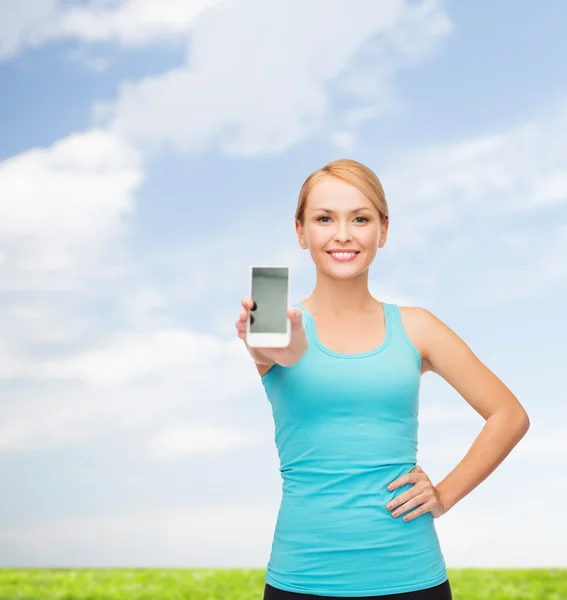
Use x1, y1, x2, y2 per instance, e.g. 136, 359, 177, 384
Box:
235, 158, 530, 600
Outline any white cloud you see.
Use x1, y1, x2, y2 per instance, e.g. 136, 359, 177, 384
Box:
436, 510, 566, 567
0, 337, 28, 379
96, 0, 452, 156
147, 424, 264, 459
36, 328, 232, 384
120, 285, 170, 328
0, 128, 142, 290
330, 131, 357, 154
0, 303, 93, 347
383, 98, 567, 229
0, 0, 59, 59
0, 326, 261, 452
55, 0, 222, 45
373, 98, 567, 305
0, 0, 219, 59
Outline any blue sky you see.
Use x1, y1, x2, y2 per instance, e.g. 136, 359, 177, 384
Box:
0, 0, 565, 568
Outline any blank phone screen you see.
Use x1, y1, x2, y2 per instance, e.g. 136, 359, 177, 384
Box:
250, 267, 289, 333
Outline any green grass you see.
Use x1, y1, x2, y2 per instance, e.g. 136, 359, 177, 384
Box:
0, 568, 565, 599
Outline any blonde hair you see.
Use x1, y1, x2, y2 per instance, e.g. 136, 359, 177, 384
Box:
295, 158, 389, 227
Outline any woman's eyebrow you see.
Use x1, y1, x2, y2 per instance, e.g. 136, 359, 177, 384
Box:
314, 207, 372, 214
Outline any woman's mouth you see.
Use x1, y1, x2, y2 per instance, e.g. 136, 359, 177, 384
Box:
326, 251, 360, 262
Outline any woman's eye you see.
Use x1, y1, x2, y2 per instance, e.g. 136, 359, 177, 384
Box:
316, 216, 369, 223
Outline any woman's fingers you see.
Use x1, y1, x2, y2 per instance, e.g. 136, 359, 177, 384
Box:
236, 305, 300, 327
241, 296, 254, 310
238, 297, 255, 325
289, 308, 304, 329
238, 300, 301, 333
236, 298, 253, 334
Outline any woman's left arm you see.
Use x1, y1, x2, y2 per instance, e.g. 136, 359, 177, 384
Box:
420, 308, 530, 514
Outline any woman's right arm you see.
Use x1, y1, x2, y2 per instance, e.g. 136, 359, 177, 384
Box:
235, 296, 308, 376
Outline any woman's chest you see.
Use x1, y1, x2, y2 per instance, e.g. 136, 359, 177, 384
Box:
271, 350, 421, 420
311, 312, 387, 354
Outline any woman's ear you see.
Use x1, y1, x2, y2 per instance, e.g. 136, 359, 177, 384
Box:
379, 219, 389, 248
295, 220, 307, 249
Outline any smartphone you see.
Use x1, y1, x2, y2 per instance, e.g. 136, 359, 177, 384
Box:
246, 266, 291, 348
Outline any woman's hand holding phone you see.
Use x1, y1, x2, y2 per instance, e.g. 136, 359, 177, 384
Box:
235, 296, 308, 367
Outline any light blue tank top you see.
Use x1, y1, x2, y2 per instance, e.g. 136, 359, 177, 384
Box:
261, 301, 448, 596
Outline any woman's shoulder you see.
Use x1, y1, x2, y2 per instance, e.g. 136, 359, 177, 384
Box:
397, 305, 437, 374
398, 305, 472, 376
397, 304, 432, 328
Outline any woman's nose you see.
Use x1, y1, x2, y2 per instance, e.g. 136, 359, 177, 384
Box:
335, 223, 353, 241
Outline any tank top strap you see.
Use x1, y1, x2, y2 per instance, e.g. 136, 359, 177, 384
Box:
294, 302, 312, 335
385, 302, 422, 367
295, 301, 393, 356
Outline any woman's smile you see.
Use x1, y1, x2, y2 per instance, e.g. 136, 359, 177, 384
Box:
326, 251, 360, 262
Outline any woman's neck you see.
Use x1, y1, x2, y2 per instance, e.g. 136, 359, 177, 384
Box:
305, 273, 379, 315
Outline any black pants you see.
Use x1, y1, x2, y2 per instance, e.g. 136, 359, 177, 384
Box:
263, 578, 452, 599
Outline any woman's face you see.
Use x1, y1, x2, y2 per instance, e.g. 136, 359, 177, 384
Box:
296, 175, 387, 277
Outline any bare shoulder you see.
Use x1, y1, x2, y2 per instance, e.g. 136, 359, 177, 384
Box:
398, 305, 462, 374
399, 304, 479, 374
398, 306, 433, 374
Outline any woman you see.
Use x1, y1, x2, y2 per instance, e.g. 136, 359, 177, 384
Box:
235, 159, 530, 599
